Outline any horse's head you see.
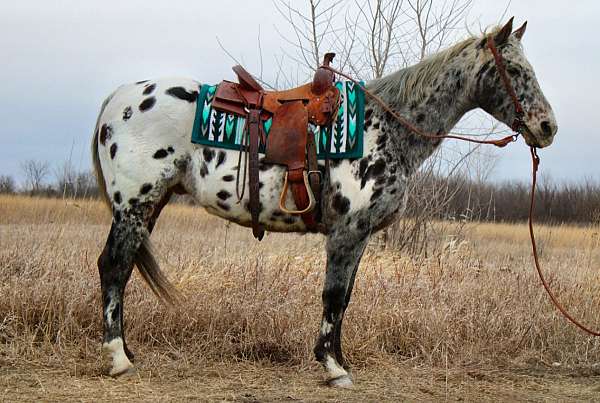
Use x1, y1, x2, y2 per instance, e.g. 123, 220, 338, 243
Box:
473, 18, 557, 148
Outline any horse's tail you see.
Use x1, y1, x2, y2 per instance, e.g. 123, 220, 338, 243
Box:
91, 101, 179, 305
91, 117, 110, 208
135, 236, 179, 304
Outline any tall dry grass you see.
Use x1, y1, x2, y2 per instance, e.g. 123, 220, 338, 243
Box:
2, 195, 600, 371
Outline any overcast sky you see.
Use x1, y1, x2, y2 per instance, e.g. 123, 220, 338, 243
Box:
0, 0, 598, 184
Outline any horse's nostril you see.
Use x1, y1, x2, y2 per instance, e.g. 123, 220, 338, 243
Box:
540, 121, 553, 137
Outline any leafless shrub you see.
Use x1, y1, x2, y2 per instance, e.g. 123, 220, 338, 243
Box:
54, 161, 98, 199
20, 159, 50, 195
446, 176, 600, 225
0, 175, 15, 194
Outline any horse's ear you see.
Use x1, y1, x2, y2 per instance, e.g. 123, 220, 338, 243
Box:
514, 21, 527, 41
494, 17, 514, 45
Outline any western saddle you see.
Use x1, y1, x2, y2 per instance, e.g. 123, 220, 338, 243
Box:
211, 53, 340, 240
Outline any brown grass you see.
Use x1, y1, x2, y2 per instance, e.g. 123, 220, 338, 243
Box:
2, 195, 600, 401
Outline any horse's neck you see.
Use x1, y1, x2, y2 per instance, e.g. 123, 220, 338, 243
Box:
374, 54, 477, 176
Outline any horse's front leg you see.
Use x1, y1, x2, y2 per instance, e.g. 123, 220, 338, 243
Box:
314, 225, 370, 388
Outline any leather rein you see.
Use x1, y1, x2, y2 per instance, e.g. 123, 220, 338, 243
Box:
323, 35, 600, 337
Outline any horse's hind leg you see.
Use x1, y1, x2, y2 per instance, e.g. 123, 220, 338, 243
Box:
97, 197, 164, 377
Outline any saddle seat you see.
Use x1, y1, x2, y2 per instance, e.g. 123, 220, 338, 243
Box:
211, 53, 340, 240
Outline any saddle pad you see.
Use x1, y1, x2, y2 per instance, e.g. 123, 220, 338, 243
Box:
191, 80, 365, 159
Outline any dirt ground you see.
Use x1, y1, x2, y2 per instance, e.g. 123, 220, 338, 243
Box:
3, 358, 600, 402
3, 196, 600, 402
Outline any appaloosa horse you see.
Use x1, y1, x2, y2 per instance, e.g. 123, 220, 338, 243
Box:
92, 19, 556, 387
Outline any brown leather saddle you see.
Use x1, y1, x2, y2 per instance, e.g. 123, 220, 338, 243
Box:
211, 53, 340, 240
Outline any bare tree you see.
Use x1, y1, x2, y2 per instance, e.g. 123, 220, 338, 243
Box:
270, 0, 503, 254
407, 0, 473, 60
53, 160, 98, 199
0, 175, 15, 194
20, 159, 50, 195
54, 160, 78, 198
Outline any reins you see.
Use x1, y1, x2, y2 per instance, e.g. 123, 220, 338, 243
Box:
528, 147, 600, 336
322, 66, 520, 149
322, 35, 600, 337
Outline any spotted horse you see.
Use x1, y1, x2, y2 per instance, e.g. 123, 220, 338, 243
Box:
92, 19, 557, 387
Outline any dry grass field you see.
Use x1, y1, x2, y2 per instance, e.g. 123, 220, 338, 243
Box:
2, 195, 600, 401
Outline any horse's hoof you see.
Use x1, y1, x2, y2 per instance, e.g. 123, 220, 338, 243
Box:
103, 338, 135, 378
110, 366, 137, 378
328, 374, 353, 388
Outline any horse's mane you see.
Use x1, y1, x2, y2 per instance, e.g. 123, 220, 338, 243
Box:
368, 26, 503, 106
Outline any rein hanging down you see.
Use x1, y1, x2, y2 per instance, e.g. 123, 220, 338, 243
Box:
325, 35, 600, 337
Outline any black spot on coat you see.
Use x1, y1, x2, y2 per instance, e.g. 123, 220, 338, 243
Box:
222, 175, 235, 182
199, 163, 209, 177
203, 148, 214, 163
123, 106, 132, 121
360, 159, 386, 189
358, 158, 369, 179
153, 149, 168, 159
139, 97, 156, 112
110, 143, 117, 159
332, 193, 350, 215
165, 87, 199, 103
100, 124, 111, 145
140, 183, 153, 195
143, 83, 156, 95
113, 191, 122, 204
216, 151, 226, 168
216, 190, 231, 200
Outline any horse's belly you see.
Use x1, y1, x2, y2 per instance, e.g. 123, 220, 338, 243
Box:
187, 148, 310, 233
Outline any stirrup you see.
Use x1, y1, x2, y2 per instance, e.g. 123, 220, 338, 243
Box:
278, 171, 316, 215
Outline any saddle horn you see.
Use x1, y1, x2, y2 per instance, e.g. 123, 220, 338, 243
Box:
312, 53, 336, 95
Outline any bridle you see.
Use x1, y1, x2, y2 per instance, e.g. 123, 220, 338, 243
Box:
486, 35, 526, 134
324, 35, 600, 337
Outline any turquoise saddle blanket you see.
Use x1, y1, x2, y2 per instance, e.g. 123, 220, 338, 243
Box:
191, 80, 365, 159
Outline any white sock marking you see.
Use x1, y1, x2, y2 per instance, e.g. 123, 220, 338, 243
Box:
103, 338, 133, 376
324, 355, 348, 379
